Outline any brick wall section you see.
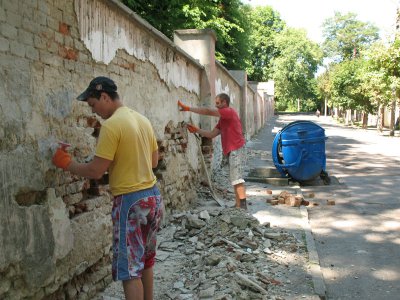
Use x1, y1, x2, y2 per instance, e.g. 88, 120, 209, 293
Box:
0, 0, 272, 298
0, 0, 201, 298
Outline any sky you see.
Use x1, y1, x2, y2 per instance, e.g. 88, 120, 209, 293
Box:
242, 0, 399, 43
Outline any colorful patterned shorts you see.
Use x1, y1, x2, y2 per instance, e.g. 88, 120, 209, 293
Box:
228, 146, 246, 186
112, 185, 163, 281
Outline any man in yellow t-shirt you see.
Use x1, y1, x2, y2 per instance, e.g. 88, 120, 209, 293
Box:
52, 76, 163, 300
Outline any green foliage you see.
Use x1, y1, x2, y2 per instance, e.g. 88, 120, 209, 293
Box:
121, 0, 252, 70
246, 6, 285, 81
271, 28, 323, 109
322, 12, 379, 62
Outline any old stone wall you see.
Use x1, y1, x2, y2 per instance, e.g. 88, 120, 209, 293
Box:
0, 0, 273, 298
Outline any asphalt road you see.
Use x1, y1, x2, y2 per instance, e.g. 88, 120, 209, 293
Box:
277, 114, 400, 300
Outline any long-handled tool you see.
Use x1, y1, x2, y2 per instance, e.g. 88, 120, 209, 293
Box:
189, 124, 225, 207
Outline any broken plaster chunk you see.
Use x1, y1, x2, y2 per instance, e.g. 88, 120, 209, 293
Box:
248, 229, 254, 238
199, 210, 211, 221
220, 214, 231, 224
235, 272, 268, 295
263, 239, 272, 248
188, 236, 198, 243
264, 232, 282, 240
199, 285, 215, 298
173, 281, 185, 289
187, 214, 206, 229
263, 247, 272, 254
230, 216, 249, 229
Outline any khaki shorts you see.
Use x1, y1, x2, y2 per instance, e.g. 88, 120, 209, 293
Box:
228, 146, 246, 186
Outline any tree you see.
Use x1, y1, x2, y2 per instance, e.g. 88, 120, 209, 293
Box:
365, 40, 400, 132
271, 28, 323, 111
246, 6, 285, 81
121, 0, 252, 70
322, 12, 379, 62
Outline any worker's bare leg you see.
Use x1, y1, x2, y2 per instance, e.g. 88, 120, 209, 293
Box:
123, 278, 143, 300
142, 267, 154, 300
122, 268, 154, 300
234, 182, 246, 208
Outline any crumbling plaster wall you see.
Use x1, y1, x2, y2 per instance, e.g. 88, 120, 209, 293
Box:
246, 87, 256, 139
0, 0, 272, 298
0, 0, 204, 299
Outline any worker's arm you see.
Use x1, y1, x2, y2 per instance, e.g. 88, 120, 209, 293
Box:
152, 150, 159, 168
178, 101, 220, 117
67, 156, 112, 179
197, 127, 220, 139
52, 148, 111, 179
186, 123, 220, 139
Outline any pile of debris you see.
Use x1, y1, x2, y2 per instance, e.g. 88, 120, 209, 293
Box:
266, 191, 308, 207
155, 207, 310, 300
266, 191, 336, 207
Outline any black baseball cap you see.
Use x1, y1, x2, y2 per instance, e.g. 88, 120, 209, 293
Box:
77, 76, 117, 101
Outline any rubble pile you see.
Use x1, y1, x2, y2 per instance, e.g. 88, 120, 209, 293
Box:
156, 207, 308, 300
267, 191, 308, 207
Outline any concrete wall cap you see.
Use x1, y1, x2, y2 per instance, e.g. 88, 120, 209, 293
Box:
174, 29, 217, 41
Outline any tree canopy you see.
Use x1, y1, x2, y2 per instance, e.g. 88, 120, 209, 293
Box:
246, 6, 285, 81
271, 28, 323, 110
122, 0, 398, 118
122, 0, 252, 70
322, 12, 380, 61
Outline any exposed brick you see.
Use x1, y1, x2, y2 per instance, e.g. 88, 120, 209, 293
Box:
46, 40, 59, 53
25, 45, 39, 60
20, 4, 34, 20
59, 22, 70, 35
54, 31, 64, 44
64, 59, 76, 71
22, 19, 40, 34
38, 0, 50, 14
40, 49, 63, 66
33, 35, 46, 49
119, 63, 135, 71
1, 23, 18, 39
10, 40, 26, 58
18, 29, 34, 46
201, 146, 212, 155
59, 45, 78, 61
0, 7, 6, 22
47, 16, 59, 32
6, 10, 22, 27
33, 10, 47, 26
63, 192, 83, 206
64, 35, 73, 47
0, 37, 9, 52
2, 1, 19, 13
39, 26, 54, 40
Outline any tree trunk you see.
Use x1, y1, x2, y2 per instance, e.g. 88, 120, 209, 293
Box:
377, 104, 384, 132
389, 100, 395, 136
362, 111, 368, 129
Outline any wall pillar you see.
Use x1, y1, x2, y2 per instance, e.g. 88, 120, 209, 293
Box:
174, 29, 217, 131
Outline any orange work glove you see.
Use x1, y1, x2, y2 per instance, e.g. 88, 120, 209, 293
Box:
178, 100, 190, 112
186, 123, 199, 133
52, 148, 72, 170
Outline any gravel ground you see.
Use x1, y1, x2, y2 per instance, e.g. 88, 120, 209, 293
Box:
96, 146, 320, 300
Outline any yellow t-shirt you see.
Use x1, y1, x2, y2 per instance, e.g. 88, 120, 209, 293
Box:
95, 106, 158, 196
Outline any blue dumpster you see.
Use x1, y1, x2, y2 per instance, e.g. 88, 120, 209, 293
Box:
272, 120, 328, 182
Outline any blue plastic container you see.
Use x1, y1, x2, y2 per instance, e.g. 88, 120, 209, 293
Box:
272, 120, 327, 182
